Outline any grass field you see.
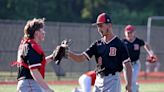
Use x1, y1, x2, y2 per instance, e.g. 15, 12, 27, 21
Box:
1, 83, 164, 92
0, 72, 164, 92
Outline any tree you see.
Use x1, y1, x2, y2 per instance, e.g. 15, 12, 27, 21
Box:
0, 0, 164, 25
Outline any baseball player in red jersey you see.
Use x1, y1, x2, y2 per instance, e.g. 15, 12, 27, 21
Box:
72, 71, 96, 92
16, 18, 54, 92
122, 25, 157, 92
67, 13, 132, 92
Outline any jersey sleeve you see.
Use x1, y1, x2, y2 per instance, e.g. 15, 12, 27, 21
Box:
120, 42, 130, 63
26, 44, 42, 69
138, 38, 145, 46
83, 41, 97, 60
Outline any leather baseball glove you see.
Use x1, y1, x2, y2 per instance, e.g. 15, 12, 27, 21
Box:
146, 55, 158, 63
52, 39, 71, 65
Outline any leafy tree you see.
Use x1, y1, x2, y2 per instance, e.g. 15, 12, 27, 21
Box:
0, 0, 164, 25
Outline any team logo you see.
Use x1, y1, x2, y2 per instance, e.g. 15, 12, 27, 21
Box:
109, 47, 117, 56
134, 44, 139, 50
17, 44, 28, 63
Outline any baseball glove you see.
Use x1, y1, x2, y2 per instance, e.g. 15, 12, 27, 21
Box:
52, 39, 71, 65
146, 55, 158, 63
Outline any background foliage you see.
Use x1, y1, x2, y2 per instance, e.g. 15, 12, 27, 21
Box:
0, 0, 164, 25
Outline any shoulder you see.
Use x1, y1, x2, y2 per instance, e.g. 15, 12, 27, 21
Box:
96, 39, 102, 44
122, 38, 127, 42
135, 37, 145, 44
135, 37, 144, 42
114, 37, 121, 41
90, 39, 102, 46
114, 37, 128, 50
114, 37, 125, 45
27, 39, 44, 55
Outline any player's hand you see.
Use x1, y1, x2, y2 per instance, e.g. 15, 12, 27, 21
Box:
125, 85, 132, 92
146, 54, 158, 63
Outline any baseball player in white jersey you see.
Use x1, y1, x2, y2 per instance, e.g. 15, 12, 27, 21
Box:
72, 71, 96, 92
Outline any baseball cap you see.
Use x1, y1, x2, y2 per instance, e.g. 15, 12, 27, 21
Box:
124, 25, 135, 32
92, 13, 112, 25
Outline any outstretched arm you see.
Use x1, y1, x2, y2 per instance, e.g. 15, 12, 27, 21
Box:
144, 42, 154, 56
45, 54, 53, 64
144, 42, 158, 63
68, 51, 87, 62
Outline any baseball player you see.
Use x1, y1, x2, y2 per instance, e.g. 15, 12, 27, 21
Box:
72, 71, 96, 92
122, 25, 157, 92
16, 18, 54, 92
67, 13, 132, 92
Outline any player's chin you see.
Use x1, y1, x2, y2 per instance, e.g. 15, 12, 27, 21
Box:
41, 38, 45, 41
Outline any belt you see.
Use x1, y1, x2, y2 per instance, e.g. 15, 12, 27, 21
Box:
97, 72, 116, 77
131, 60, 139, 65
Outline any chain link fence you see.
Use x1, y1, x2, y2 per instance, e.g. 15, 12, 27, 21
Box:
0, 20, 163, 81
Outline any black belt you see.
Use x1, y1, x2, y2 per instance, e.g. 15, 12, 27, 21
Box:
131, 61, 138, 65
97, 72, 116, 77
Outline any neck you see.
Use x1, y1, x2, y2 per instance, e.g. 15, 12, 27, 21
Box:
34, 38, 40, 44
103, 32, 115, 42
126, 37, 135, 42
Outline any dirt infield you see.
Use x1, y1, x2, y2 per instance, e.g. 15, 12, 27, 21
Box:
137, 71, 164, 79
1, 72, 164, 85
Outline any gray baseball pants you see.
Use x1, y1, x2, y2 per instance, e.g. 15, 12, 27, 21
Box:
17, 79, 43, 92
92, 72, 121, 92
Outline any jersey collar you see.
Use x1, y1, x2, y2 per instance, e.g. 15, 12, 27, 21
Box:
102, 35, 117, 44
126, 37, 136, 43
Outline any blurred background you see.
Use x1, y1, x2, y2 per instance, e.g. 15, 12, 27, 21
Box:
0, 0, 164, 82
0, 0, 164, 24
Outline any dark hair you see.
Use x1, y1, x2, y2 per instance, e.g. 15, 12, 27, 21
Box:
24, 18, 45, 39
